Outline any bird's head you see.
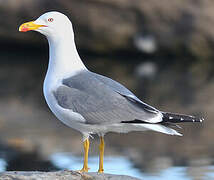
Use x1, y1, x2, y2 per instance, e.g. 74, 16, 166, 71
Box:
19, 11, 73, 39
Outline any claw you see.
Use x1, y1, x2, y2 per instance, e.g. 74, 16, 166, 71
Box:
78, 167, 90, 173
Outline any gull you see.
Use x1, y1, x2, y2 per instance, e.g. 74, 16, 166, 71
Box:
19, 11, 204, 173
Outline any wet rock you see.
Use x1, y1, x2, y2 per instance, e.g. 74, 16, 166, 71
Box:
6, 150, 58, 172
143, 156, 173, 174
0, 171, 140, 180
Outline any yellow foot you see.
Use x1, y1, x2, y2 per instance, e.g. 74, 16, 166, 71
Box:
98, 168, 104, 173
77, 167, 90, 173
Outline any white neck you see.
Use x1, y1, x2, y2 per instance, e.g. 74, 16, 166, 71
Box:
46, 31, 87, 80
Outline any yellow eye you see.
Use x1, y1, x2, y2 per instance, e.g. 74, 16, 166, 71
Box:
48, 18, 54, 22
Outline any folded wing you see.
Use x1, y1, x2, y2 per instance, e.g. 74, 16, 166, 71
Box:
53, 70, 163, 125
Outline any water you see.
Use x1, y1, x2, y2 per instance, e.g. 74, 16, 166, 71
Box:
0, 152, 213, 179
50, 153, 144, 178
50, 153, 214, 180
0, 158, 7, 172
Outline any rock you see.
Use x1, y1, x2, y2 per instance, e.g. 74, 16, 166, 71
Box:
0, 171, 140, 180
1, 0, 214, 58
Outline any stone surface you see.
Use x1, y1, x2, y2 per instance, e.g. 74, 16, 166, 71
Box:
0, 171, 140, 180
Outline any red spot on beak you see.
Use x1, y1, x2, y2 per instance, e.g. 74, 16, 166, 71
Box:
20, 27, 29, 32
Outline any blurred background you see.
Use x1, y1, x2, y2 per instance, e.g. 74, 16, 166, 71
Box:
0, 0, 213, 179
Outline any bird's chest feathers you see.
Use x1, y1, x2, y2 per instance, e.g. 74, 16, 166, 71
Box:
43, 69, 77, 109
43, 74, 61, 110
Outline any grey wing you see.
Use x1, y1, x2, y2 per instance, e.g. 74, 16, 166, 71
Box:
54, 72, 160, 125
89, 71, 159, 113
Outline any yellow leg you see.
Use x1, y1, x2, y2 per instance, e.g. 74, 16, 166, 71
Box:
98, 136, 104, 173
80, 138, 90, 172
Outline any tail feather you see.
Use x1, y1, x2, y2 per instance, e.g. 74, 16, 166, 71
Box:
137, 124, 183, 136
162, 112, 204, 123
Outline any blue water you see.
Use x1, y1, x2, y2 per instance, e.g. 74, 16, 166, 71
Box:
50, 153, 144, 178
50, 153, 214, 180
0, 158, 6, 172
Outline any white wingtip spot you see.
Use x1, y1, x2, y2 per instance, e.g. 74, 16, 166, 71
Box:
169, 116, 173, 119
200, 118, 204, 122
181, 118, 184, 121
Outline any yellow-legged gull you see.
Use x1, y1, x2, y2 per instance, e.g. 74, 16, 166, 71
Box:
19, 11, 204, 173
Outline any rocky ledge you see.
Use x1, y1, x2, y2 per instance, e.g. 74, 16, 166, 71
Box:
0, 171, 140, 180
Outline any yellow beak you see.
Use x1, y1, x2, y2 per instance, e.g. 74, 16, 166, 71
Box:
19, 21, 47, 32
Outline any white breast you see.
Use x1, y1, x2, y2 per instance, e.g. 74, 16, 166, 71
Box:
42, 24, 94, 135
43, 72, 88, 132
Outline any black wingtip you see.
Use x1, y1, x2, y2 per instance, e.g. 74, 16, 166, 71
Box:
162, 112, 204, 123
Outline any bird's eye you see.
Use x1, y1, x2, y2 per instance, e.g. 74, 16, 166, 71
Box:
48, 18, 54, 22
